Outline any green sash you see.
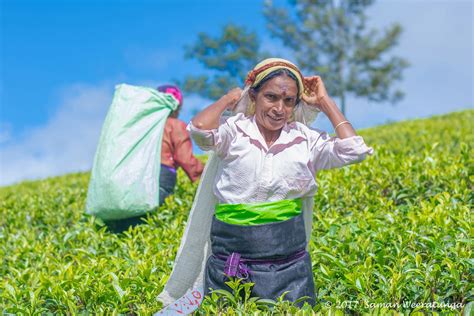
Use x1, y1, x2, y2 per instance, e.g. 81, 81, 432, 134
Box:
215, 198, 302, 225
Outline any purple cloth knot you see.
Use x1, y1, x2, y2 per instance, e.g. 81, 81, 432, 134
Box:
224, 252, 250, 279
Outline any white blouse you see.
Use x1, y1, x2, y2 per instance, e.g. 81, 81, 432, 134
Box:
187, 113, 374, 204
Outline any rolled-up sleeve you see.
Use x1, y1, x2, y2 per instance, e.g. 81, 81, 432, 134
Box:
186, 115, 236, 156
186, 122, 217, 152
309, 129, 374, 171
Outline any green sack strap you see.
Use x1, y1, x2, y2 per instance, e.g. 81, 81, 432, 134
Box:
215, 198, 302, 226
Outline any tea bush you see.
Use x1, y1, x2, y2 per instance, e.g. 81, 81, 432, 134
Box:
1, 110, 472, 315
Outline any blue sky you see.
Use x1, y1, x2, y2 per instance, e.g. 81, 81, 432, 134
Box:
0, 0, 473, 186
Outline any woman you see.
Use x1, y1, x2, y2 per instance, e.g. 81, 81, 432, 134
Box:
157, 84, 204, 194
157, 58, 373, 307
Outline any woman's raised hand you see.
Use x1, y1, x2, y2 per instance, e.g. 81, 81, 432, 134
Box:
302, 76, 330, 111
224, 87, 243, 111
192, 87, 242, 129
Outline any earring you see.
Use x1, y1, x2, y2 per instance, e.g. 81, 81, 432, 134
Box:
246, 100, 256, 116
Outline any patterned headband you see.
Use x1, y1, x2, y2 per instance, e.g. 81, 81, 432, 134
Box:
245, 61, 307, 95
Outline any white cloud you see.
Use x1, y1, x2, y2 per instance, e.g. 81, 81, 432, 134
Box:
0, 83, 114, 186
0, 123, 12, 144
344, 1, 474, 127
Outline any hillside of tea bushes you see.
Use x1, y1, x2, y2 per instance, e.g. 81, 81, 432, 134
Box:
1, 110, 472, 315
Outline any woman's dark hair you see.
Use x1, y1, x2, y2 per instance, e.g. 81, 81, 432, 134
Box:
250, 68, 300, 103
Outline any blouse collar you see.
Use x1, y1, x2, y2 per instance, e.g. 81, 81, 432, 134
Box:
234, 114, 306, 152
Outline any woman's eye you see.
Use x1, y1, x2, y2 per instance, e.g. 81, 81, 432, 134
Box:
265, 94, 277, 101
284, 98, 296, 106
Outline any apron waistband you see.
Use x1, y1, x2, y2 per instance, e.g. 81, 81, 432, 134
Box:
215, 198, 302, 226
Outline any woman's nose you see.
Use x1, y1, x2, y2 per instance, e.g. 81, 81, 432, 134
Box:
273, 100, 284, 112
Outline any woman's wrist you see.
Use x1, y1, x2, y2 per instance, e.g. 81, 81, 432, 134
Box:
320, 98, 351, 129
222, 88, 242, 110
318, 96, 338, 114
214, 94, 234, 112
224, 93, 237, 109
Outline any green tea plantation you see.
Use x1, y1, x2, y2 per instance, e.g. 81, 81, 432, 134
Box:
1, 110, 472, 315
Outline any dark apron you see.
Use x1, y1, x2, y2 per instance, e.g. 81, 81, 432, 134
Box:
204, 212, 315, 306
104, 164, 177, 233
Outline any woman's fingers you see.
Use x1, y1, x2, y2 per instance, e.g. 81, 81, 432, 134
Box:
225, 87, 243, 110
303, 76, 322, 93
301, 76, 330, 110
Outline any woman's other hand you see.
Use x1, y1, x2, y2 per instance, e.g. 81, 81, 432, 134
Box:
302, 76, 357, 138
302, 76, 330, 112
191, 87, 242, 130
224, 87, 243, 111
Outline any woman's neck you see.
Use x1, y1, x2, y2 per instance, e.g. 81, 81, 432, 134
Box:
255, 122, 282, 147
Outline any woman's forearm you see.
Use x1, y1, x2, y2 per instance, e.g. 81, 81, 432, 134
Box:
191, 90, 241, 130
319, 97, 357, 138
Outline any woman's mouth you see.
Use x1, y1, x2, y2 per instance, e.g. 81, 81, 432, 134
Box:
266, 113, 284, 122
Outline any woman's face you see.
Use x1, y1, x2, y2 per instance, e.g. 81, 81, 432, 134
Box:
252, 75, 298, 133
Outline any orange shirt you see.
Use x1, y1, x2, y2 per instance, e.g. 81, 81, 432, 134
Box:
161, 117, 204, 182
